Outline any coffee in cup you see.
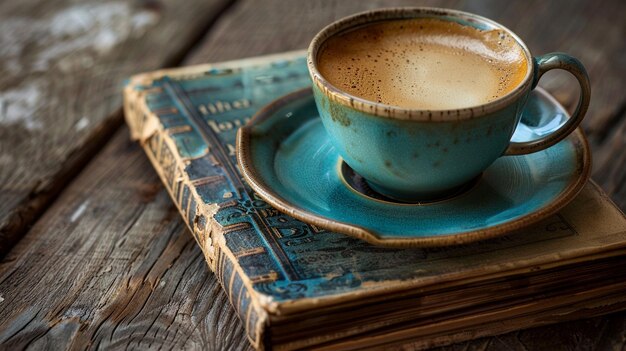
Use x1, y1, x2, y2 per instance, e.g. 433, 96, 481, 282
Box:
317, 18, 528, 110
307, 8, 590, 202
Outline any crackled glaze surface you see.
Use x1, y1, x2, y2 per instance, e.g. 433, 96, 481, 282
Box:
313, 84, 525, 200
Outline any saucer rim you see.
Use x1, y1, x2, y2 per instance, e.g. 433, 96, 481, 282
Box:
236, 87, 591, 247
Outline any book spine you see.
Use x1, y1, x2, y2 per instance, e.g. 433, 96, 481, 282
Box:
123, 81, 268, 350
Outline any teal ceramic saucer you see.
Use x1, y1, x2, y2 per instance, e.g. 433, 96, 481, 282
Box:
236, 88, 590, 247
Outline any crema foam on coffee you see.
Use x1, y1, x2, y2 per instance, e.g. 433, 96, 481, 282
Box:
317, 18, 528, 110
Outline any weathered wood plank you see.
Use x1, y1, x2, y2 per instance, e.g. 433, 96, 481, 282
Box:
0, 0, 235, 256
0, 130, 250, 350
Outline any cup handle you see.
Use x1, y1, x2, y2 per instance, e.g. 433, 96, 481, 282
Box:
504, 53, 590, 156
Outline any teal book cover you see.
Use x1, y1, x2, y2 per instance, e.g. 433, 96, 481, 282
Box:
123, 51, 626, 350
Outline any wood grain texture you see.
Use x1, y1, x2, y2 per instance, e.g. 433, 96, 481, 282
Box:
0, 0, 624, 350
0, 0, 234, 257
0, 130, 249, 350
593, 110, 626, 210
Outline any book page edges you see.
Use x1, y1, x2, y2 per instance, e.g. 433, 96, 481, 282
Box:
289, 280, 626, 351
265, 182, 626, 315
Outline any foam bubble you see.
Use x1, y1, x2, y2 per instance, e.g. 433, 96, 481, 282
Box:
318, 18, 528, 110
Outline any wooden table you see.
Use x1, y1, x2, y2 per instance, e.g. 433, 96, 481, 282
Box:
1, 0, 624, 349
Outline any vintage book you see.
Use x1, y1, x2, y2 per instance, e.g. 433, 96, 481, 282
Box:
123, 50, 626, 350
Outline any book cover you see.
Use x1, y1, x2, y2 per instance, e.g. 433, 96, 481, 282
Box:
123, 51, 626, 350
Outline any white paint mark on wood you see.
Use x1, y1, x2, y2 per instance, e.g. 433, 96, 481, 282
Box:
0, 83, 43, 130
131, 11, 160, 37
75, 117, 90, 131
63, 307, 89, 321
159, 280, 166, 288
0, 2, 161, 74
0, 294, 4, 304
70, 200, 90, 223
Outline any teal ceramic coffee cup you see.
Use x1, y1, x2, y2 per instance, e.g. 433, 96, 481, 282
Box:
307, 7, 590, 202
